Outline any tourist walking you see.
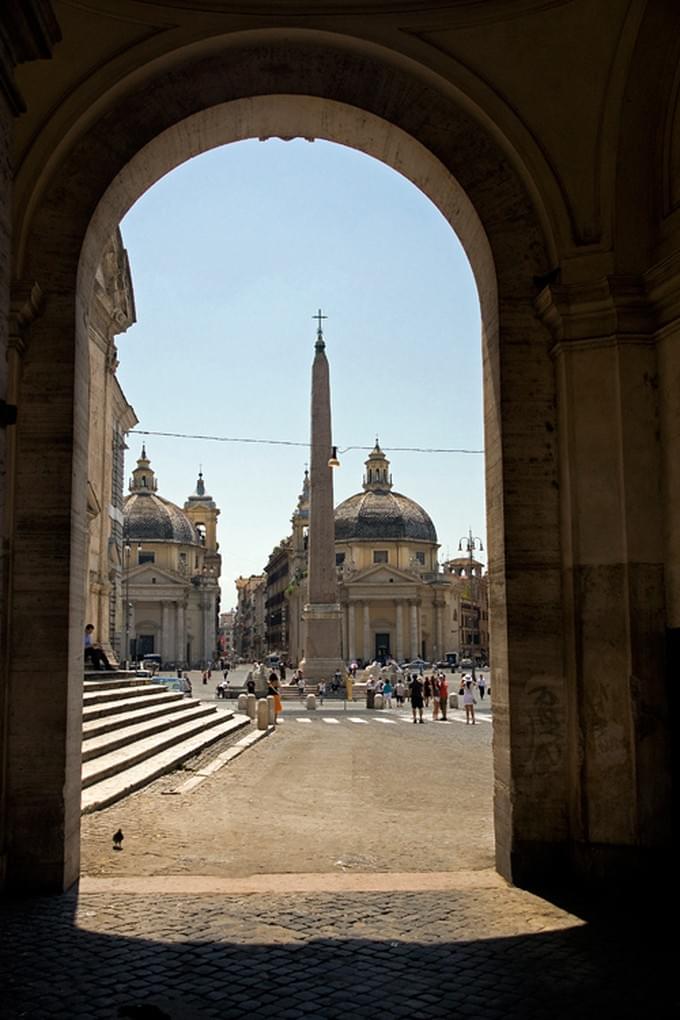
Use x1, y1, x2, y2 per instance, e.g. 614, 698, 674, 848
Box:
297, 673, 305, 698
318, 679, 326, 705
423, 676, 432, 707
478, 674, 486, 699
463, 679, 477, 724
382, 678, 393, 708
438, 674, 449, 720
410, 674, 424, 723
431, 674, 440, 719
267, 671, 283, 720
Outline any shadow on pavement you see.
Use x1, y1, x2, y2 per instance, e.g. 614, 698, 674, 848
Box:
0, 887, 675, 1019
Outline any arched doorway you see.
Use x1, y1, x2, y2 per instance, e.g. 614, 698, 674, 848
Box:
6, 36, 566, 892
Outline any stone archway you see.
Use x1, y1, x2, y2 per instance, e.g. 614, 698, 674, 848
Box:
6, 36, 565, 892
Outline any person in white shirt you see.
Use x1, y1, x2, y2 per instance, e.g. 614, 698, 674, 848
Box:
462, 679, 477, 724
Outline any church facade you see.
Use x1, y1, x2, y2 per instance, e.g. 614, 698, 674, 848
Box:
268, 443, 488, 667
122, 450, 221, 668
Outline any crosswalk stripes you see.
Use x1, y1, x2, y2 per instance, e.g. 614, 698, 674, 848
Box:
285, 712, 491, 726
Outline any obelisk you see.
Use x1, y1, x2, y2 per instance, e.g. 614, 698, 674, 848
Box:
299, 311, 344, 681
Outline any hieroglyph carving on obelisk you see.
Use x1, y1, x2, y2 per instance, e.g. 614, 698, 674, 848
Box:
299, 312, 345, 681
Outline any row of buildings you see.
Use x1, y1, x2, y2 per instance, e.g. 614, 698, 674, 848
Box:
85, 229, 222, 670
233, 442, 489, 667
86, 231, 485, 672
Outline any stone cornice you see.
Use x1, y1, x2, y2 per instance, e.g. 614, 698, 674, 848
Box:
535, 275, 656, 353
644, 248, 680, 333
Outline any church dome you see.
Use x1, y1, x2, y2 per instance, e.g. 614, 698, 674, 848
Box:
123, 448, 200, 545
334, 441, 438, 543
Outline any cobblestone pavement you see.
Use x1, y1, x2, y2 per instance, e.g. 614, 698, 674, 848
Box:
1, 879, 673, 1019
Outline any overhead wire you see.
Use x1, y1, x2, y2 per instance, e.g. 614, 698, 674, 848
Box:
129, 428, 484, 455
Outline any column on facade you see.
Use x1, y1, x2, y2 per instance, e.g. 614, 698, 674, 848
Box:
363, 602, 371, 663
409, 601, 418, 659
203, 592, 214, 665
395, 601, 404, 661
128, 603, 136, 661
435, 601, 444, 662
348, 601, 356, 661
340, 605, 348, 661
176, 602, 185, 665
161, 601, 174, 665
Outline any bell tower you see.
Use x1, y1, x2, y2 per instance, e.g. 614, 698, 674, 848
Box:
363, 438, 393, 492
184, 469, 220, 553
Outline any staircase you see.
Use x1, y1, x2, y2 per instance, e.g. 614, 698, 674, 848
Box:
81, 674, 251, 814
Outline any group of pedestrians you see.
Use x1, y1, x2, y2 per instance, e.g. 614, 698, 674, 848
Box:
405, 672, 452, 723
369, 670, 486, 725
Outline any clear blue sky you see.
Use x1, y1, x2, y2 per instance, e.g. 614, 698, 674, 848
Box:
117, 139, 484, 609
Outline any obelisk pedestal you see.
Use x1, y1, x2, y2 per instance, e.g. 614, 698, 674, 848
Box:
299, 315, 345, 682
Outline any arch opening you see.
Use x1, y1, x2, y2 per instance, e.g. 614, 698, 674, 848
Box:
6, 41, 565, 895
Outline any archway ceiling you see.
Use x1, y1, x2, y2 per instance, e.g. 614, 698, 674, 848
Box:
12, 0, 643, 264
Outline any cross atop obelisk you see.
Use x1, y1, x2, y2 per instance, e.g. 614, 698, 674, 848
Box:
313, 308, 327, 349
299, 311, 344, 682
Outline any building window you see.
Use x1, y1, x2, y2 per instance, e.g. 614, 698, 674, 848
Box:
138, 551, 155, 565
415, 551, 425, 565
336, 553, 346, 566
373, 550, 388, 564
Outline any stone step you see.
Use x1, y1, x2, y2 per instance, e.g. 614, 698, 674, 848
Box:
280, 684, 319, 700
81, 706, 237, 789
83, 694, 196, 737
82, 702, 222, 762
83, 683, 167, 707
83, 689, 184, 722
83, 676, 151, 692
81, 713, 252, 814
83, 670, 137, 681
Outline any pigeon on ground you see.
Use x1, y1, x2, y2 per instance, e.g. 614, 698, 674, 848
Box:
112, 828, 124, 850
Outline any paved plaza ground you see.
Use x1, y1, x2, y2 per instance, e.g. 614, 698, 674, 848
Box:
80, 683, 494, 878
2, 675, 674, 1018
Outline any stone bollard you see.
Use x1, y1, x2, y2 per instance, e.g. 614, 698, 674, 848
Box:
246, 693, 257, 720
256, 698, 269, 731
449, 693, 459, 709
237, 692, 249, 714
306, 693, 317, 711
374, 692, 384, 710
267, 695, 276, 725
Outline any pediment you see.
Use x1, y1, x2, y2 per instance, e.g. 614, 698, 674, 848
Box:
128, 565, 187, 588
346, 564, 419, 586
